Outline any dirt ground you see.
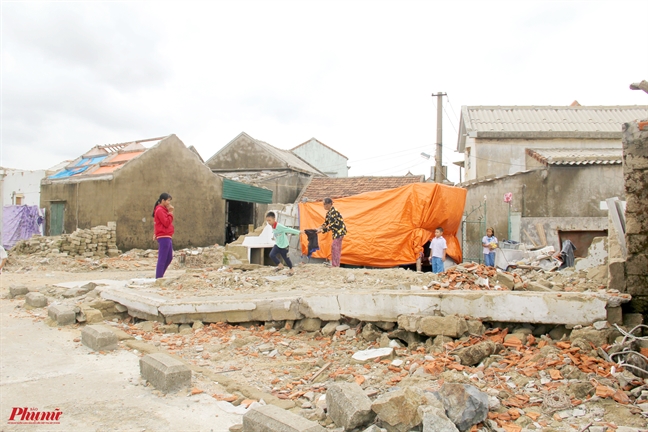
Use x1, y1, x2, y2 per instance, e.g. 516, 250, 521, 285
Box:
1, 251, 647, 431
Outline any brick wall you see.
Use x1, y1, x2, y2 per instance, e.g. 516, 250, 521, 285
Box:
622, 119, 648, 312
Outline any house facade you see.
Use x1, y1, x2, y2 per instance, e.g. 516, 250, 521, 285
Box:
291, 138, 349, 178
41, 135, 272, 250
455, 105, 648, 263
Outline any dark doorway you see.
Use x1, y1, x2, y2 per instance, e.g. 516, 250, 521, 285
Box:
226, 200, 255, 244
558, 230, 607, 258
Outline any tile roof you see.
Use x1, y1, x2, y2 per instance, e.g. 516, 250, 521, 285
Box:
457, 105, 648, 151
297, 175, 425, 202
526, 148, 622, 166
47, 137, 166, 180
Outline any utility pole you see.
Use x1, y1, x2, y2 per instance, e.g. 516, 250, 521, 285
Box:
432, 92, 447, 183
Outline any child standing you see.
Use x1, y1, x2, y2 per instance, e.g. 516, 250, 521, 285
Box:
153, 193, 174, 279
266, 212, 302, 275
482, 227, 498, 267
430, 227, 447, 274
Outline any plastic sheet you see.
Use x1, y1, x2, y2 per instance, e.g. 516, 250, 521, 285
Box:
2, 205, 42, 249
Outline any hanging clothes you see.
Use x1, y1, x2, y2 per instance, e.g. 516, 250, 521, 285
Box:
559, 240, 577, 269
304, 229, 320, 257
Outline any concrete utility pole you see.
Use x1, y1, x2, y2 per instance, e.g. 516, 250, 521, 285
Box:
432, 92, 447, 183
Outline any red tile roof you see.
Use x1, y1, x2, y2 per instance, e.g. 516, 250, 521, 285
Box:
298, 175, 425, 202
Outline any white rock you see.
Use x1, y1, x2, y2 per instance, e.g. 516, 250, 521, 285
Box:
351, 347, 394, 363
391, 359, 404, 367
593, 321, 610, 330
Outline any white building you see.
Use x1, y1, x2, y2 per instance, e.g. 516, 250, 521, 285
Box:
291, 138, 349, 178
0, 161, 68, 244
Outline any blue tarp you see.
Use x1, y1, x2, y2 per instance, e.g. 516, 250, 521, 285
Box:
49, 156, 107, 179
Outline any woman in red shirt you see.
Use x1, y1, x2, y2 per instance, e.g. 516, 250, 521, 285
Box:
152, 193, 174, 278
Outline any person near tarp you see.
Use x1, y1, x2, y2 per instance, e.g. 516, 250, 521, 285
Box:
430, 227, 447, 274
317, 197, 347, 267
482, 227, 498, 267
152, 193, 174, 279
266, 211, 303, 275
0, 245, 7, 274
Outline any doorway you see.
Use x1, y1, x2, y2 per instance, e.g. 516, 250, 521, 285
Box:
558, 230, 608, 258
50, 202, 65, 236
225, 200, 255, 244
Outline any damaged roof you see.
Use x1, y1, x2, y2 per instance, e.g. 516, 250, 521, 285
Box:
297, 175, 425, 202
47, 136, 167, 180
457, 105, 648, 151
527, 148, 622, 166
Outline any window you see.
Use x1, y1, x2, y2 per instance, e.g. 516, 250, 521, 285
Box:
14, 194, 24, 205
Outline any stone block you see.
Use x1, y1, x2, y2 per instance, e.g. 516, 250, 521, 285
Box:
326, 382, 375, 429
569, 327, 610, 347
418, 316, 467, 338
418, 400, 459, 432
436, 384, 488, 432
82, 308, 104, 324
48, 305, 77, 326
606, 306, 623, 326
25, 292, 48, 308
296, 318, 322, 332
9, 285, 29, 298
626, 254, 648, 276
455, 341, 500, 366
397, 314, 421, 332
242, 404, 325, 432
81, 325, 118, 351
371, 387, 426, 432
321, 321, 339, 337
526, 282, 552, 292
139, 353, 191, 393
495, 272, 515, 289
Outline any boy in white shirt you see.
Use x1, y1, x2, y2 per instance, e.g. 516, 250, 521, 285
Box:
429, 227, 447, 274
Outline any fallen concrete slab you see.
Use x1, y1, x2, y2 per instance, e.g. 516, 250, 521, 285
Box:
94, 281, 631, 326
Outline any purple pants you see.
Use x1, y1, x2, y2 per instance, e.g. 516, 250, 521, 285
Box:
331, 236, 344, 267
156, 237, 174, 279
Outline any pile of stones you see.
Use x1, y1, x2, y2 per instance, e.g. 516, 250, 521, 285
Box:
11, 222, 119, 258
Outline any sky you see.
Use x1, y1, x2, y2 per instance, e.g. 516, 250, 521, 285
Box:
2, 0, 647, 183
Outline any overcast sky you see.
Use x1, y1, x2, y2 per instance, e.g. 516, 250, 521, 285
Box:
2, 1, 647, 183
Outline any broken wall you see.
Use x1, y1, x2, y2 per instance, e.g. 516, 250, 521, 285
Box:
622, 119, 648, 312
462, 164, 623, 251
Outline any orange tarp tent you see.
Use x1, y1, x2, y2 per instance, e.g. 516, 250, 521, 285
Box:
299, 183, 467, 267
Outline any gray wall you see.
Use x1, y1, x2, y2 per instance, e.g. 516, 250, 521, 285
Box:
41, 135, 226, 250
463, 164, 624, 250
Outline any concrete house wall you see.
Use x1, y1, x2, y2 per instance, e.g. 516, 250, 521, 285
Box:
1, 169, 46, 206
463, 137, 620, 181
462, 164, 624, 253
41, 135, 226, 250
291, 139, 348, 177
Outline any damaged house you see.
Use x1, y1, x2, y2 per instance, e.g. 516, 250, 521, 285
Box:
40, 135, 272, 250
206, 132, 325, 228
456, 104, 648, 262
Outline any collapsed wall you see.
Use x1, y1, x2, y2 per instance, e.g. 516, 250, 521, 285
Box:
622, 119, 648, 312
11, 222, 119, 258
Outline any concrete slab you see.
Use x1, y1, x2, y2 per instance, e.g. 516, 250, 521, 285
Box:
95, 279, 631, 326
243, 404, 325, 432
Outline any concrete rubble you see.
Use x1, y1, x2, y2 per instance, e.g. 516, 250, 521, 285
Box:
3, 234, 648, 431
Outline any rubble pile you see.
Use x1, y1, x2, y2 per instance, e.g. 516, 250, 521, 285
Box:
11, 222, 119, 258
103, 315, 648, 431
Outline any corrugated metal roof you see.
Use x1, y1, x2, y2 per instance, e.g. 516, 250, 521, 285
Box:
456, 106, 648, 152
222, 178, 273, 204
463, 106, 648, 134
527, 148, 622, 166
